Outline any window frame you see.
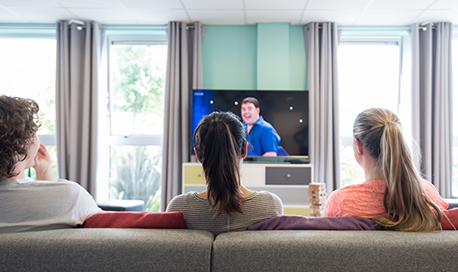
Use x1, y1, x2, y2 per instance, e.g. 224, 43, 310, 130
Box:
338, 36, 404, 147
337, 29, 410, 187
453, 31, 458, 148
96, 30, 167, 202
0, 28, 57, 147
107, 35, 167, 147
451, 31, 458, 196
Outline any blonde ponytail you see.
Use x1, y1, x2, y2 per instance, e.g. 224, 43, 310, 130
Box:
354, 108, 442, 231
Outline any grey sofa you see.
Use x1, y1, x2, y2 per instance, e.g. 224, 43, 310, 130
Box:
1, 228, 458, 272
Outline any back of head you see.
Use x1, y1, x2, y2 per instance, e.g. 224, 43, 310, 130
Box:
193, 112, 246, 217
0, 95, 40, 180
353, 108, 441, 231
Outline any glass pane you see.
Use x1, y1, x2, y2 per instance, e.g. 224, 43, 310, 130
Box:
110, 44, 167, 135
338, 43, 401, 186
338, 44, 400, 138
109, 145, 162, 212
453, 40, 458, 137
454, 147, 458, 196
452, 40, 458, 196
0, 39, 56, 134
0, 38, 57, 179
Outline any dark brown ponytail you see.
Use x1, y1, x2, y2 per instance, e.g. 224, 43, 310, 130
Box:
193, 112, 247, 217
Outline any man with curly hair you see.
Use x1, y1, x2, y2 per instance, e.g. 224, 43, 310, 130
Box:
0, 95, 100, 233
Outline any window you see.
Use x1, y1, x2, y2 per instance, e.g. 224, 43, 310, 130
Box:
338, 32, 410, 187
0, 33, 58, 179
452, 38, 458, 196
98, 31, 167, 212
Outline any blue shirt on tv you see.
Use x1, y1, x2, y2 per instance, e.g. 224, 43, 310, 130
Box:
244, 116, 281, 156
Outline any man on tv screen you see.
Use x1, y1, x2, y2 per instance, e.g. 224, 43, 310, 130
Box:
241, 97, 282, 157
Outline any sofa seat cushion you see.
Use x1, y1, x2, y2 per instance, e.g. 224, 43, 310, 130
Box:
82, 211, 186, 229
247, 215, 382, 230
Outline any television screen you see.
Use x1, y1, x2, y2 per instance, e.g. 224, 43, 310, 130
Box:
191, 89, 309, 163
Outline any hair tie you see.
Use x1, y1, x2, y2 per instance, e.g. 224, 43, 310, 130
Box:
384, 120, 395, 127
212, 118, 222, 122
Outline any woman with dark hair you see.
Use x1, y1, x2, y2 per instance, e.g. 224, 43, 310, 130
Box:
326, 108, 447, 231
0, 95, 100, 233
166, 112, 283, 235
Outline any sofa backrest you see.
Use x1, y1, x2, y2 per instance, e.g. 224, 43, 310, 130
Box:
2, 228, 458, 272
212, 230, 458, 272
0, 228, 214, 272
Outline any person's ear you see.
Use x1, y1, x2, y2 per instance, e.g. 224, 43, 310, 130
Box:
194, 148, 203, 163
241, 142, 248, 159
355, 138, 363, 155
256, 107, 260, 114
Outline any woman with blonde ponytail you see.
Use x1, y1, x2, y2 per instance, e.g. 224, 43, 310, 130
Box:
326, 108, 448, 231
166, 112, 283, 235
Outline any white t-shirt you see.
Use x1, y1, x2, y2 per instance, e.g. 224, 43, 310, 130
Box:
0, 179, 101, 233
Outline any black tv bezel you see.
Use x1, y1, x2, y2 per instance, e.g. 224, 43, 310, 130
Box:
190, 89, 310, 164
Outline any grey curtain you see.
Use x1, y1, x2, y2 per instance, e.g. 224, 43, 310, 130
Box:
56, 21, 105, 195
411, 22, 453, 197
303, 22, 341, 196
161, 22, 206, 210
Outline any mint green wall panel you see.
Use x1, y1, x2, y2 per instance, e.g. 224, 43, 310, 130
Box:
201, 23, 306, 91
202, 25, 257, 90
289, 25, 307, 90
257, 23, 289, 90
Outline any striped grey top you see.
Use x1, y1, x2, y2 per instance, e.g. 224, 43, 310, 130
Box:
166, 191, 283, 235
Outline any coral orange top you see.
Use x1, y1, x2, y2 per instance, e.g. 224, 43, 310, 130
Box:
326, 180, 448, 218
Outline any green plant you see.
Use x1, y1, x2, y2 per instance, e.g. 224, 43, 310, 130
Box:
109, 146, 162, 212
112, 45, 165, 133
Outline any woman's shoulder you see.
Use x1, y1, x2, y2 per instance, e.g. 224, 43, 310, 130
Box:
250, 190, 283, 204
169, 191, 198, 202
247, 190, 283, 215
252, 190, 277, 198
420, 179, 448, 209
420, 179, 443, 195
166, 192, 200, 212
332, 180, 384, 193
327, 182, 377, 206
329, 182, 363, 195
11, 179, 84, 192
420, 179, 436, 188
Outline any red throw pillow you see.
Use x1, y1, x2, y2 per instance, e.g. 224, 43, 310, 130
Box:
441, 208, 458, 230
82, 211, 187, 229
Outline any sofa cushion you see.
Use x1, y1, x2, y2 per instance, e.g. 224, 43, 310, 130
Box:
212, 230, 458, 272
82, 211, 187, 229
0, 229, 213, 272
247, 215, 383, 230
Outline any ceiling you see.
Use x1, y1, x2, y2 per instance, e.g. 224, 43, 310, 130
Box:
0, 0, 457, 26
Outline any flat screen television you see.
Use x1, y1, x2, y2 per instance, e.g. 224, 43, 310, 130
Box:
191, 89, 309, 164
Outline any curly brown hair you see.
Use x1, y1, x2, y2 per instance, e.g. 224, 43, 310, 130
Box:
0, 95, 41, 180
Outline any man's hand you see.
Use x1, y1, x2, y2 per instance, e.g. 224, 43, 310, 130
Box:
33, 143, 55, 181
263, 151, 277, 157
